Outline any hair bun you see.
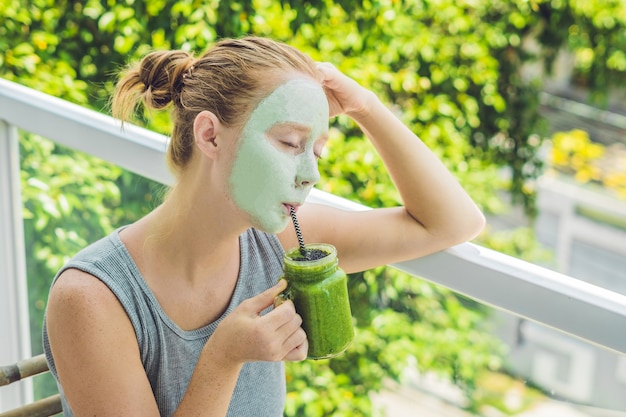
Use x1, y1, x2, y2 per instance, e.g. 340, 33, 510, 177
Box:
138, 50, 194, 109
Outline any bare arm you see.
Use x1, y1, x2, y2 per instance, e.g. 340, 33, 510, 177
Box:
46, 269, 163, 416
46, 271, 304, 416
279, 64, 485, 273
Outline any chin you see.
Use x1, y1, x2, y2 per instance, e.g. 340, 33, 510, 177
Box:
252, 215, 290, 235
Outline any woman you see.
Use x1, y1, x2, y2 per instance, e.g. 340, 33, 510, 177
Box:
43, 36, 484, 416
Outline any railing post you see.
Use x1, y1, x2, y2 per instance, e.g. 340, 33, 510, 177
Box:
554, 192, 575, 273
0, 120, 33, 410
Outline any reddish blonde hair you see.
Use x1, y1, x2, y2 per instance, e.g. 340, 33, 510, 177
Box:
111, 37, 319, 174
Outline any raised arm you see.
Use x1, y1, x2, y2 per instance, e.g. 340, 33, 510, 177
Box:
279, 63, 485, 273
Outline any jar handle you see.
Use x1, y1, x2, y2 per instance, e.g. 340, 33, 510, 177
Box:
274, 285, 293, 308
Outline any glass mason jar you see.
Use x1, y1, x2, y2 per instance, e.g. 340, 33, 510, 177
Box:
280, 243, 353, 359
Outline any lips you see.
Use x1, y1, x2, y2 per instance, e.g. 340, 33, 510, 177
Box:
283, 203, 301, 215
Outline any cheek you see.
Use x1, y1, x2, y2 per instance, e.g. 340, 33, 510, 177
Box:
229, 138, 296, 199
254, 151, 297, 190
245, 137, 292, 176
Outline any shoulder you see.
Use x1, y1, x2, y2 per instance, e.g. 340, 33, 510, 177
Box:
45, 267, 139, 376
50, 228, 145, 311
45, 268, 142, 381
47, 268, 130, 334
63, 228, 130, 274
46, 228, 130, 322
45, 268, 159, 415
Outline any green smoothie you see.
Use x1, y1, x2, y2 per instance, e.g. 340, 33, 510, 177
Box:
281, 243, 353, 359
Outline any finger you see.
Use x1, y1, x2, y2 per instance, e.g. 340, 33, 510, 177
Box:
275, 308, 302, 337
316, 62, 341, 87
316, 61, 336, 74
285, 327, 307, 353
273, 293, 287, 308
245, 279, 288, 315
316, 61, 332, 76
265, 299, 298, 329
277, 315, 307, 357
283, 337, 309, 362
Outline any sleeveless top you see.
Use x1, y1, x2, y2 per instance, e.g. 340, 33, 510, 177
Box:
42, 227, 286, 416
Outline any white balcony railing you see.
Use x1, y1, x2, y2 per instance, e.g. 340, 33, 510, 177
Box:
2, 78, 626, 410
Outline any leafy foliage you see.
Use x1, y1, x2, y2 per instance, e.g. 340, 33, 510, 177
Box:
2, 0, 625, 414
538, 0, 626, 105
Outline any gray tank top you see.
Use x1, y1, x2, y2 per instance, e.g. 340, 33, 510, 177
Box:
43, 227, 286, 416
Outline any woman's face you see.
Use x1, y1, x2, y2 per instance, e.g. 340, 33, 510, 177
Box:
228, 77, 329, 233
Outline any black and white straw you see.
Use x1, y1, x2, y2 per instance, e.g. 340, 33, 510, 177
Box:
289, 206, 307, 256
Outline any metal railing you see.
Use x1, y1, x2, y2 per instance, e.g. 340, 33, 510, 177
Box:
2, 78, 626, 409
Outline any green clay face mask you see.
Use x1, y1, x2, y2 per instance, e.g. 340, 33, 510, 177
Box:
229, 78, 329, 233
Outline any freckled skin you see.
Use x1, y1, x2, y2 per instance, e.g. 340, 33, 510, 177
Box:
228, 79, 329, 233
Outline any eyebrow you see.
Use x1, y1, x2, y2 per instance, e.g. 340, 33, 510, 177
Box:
266, 122, 328, 146
267, 122, 312, 135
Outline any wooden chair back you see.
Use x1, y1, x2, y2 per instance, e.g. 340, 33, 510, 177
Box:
0, 354, 62, 417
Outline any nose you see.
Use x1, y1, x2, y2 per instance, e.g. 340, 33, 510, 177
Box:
295, 153, 320, 188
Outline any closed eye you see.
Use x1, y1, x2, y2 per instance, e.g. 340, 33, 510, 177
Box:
281, 141, 300, 150
266, 123, 310, 156
275, 140, 304, 156
266, 122, 327, 159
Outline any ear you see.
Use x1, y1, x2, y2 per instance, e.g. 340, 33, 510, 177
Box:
194, 110, 221, 159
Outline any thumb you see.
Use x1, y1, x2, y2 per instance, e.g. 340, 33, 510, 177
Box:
247, 279, 288, 315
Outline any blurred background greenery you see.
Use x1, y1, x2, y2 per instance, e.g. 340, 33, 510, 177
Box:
2, 0, 625, 415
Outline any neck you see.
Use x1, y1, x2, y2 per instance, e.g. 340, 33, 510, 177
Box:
129, 170, 249, 286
